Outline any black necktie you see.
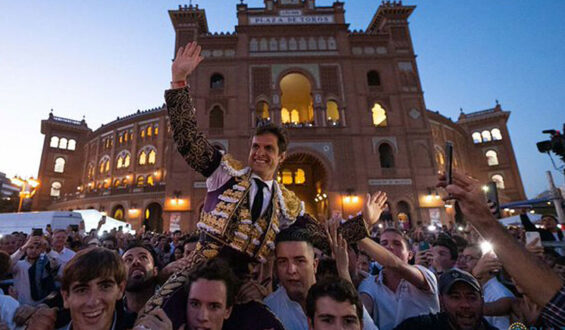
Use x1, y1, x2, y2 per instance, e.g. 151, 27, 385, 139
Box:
251, 178, 267, 222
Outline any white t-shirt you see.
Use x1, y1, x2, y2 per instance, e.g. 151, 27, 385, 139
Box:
358, 265, 440, 330
49, 247, 76, 277
264, 286, 378, 330
12, 259, 36, 306
483, 277, 514, 330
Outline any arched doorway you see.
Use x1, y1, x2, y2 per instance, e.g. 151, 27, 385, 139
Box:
144, 203, 163, 232
280, 73, 314, 126
278, 153, 328, 218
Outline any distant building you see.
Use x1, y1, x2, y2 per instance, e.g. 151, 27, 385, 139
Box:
32, 0, 525, 232
0, 172, 19, 199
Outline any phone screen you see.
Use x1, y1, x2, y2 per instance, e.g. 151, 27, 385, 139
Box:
32, 228, 43, 236
445, 142, 453, 185
485, 181, 501, 218
525, 231, 542, 248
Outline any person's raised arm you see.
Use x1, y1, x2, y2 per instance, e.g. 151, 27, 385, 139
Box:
437, 171, 563, 307
166, 41, 221, 177
357, 192, 431, 291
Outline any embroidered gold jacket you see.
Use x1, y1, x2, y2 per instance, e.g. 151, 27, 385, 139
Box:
165, 85, 303, 262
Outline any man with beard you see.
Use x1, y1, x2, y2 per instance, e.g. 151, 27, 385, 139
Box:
394, 269, 497, 330
122, 243, 159, 315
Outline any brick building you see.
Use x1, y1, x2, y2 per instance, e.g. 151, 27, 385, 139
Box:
32, 0, 526, 232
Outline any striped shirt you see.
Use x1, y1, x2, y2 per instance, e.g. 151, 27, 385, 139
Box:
541, 285, 565, 327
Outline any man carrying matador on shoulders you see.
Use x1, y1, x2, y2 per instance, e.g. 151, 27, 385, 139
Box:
136, 42, 387, 328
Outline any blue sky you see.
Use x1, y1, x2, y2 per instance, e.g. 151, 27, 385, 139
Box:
0, 0, 563, 198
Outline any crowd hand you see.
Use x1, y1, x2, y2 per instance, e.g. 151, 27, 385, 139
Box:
134, 309, 173, 330
436, 171, 493, 224
512, 295, 541, 326
25, 306, 57, 330
172, 41, 204, 82
472, 253, 502, 279
236, 280, 269, 303
525, 237, 544, 259
414, 250, 433, 268
159, 257, 191, 281
325, 218, 350, 281
362, 191, 387, 227
21, 235, 42, 252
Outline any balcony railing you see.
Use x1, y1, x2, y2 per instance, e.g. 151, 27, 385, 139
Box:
56, 183, 166, 202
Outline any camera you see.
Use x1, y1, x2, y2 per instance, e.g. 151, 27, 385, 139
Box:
537, 125, 565, 162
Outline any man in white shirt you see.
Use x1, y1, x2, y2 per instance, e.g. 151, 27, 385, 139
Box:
358, 228, 439, 330
264, 228, 377, 330
0, 251, 19, 329
10, 235, 46, 306
47, 229, 75, 278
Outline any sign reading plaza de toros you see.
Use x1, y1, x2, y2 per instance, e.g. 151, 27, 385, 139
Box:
249, 10, 334, 25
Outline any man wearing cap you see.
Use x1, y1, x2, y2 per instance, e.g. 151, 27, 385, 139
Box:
394, 269, 497, 330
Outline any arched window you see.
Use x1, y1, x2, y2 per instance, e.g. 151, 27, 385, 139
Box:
326, 100, 340, 125
59, 138, 68, 149
139, 151, 147, 165
486, 150, 499, 166
68, 139, 76, 150
147, 126, 152, 137
290, 109, 299, 123
379, 143, 395, 168
124, 132, 129, 142
472, 132, 482, 144
87, 163, 95, 180
119, 134, 123, 144
140, 129, 145, 139
146, 175, 154, 186
50, 182, 62, 197
124, 154, 130, 168
435, 149, 445, 167
372, 103, 387, 127
54, 157, 66, 173
367, 70, 381, 86
210, 73, 224, 89
256, 101, 270, 121
99, 156, 110, 173
491, 174, 505, 189
282, 169, 293, 185
281, 108, 290, 124
148, 150, 156, 165
280, 73, 314, 125
136, 175, 145, 187
294, 169, 306, 184
105, 159, 110, 172
121, 178, 128, 186
491, 128, 502, 140
209, 106, 224, 129
113, 179, 120, 188
116, 156, 123, 169
50, 136, 59, 148
154, 125, 159, 136
112, 205, 125, 220
481, 130, 492, 142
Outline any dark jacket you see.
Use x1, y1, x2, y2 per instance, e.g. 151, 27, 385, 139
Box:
394, 312, 497, 330
520, 214, 564, 242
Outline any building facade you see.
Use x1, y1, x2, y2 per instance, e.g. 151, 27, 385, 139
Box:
32, 0, 526, 232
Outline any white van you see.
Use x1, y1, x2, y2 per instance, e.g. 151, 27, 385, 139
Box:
0, 211, 82, 235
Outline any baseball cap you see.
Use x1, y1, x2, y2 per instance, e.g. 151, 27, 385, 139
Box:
438, 268, 481, 295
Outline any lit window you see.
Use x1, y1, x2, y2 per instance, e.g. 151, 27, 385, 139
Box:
491, 174, 505, 189
116, 156, 123, 169
481, 130, 492, 142
290, 109, 299, 123
119, 135, 123, 144
50, 136, 59, 148
141, 129, 145, 138
139, 151, 147, 165
472, 132, 482, 144
50, 182, 62, 197
294, 169, 306, 184
68, 139, 76, 150
154, 125, 159, 136
256, 101, 270, 120
124, 133, 128, 142
147, 126, 152, 137
103, 180, 110, 189
121, 178, 128, 186
372, 103, 387, 127
147, 175, 154, 186
486, 150, 499, 166
87, 163, 95, 180
282, 169, 293, 185
105, 160, 110, 172
59, 138, 68, 149
137, 176, 145, 187
436, 150, 445, 167
113, 207, 124, 220
124, 154, 130, 168
148, 150, 156, 165
99, 162, 104, 174
326, 101, 340, 125
114, 179, 120, 188
54, 157, 65, 173
281, 108, 290, 124
491, 128, 502, 140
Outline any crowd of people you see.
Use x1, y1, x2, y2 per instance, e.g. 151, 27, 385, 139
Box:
0, 41, 563, 330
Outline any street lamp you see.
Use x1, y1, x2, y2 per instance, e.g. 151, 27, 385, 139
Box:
10, 176, 40, 212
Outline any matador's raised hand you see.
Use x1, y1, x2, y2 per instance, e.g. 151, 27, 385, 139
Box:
172, 41, 204, 83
